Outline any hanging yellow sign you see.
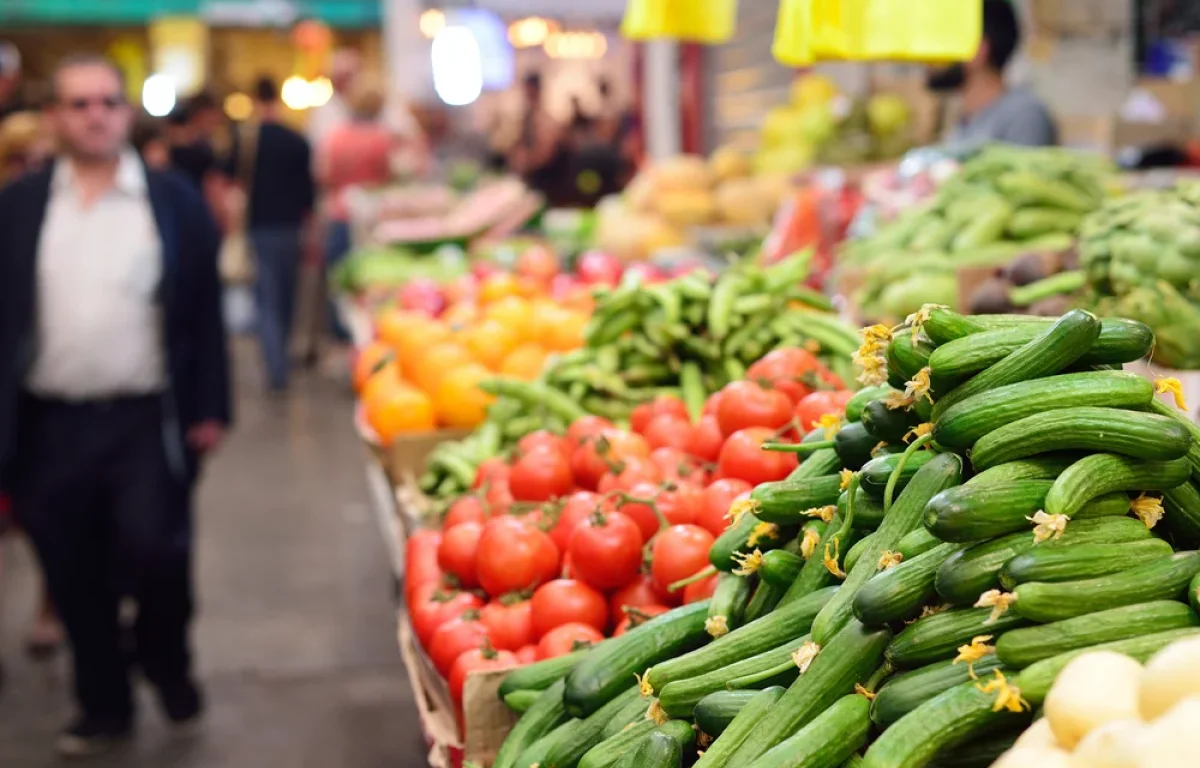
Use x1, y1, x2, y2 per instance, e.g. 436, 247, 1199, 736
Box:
774, 0, 980, 64
149, 16, 209, 96
621, 0, 737, 44
106, 38, 146, 104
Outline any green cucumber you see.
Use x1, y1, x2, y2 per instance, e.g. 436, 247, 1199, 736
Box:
1016, 628, 1200, 705
995, 600, 1200, 668
744, 579, 788, 623
1164, 481, 1200, 549
791, 447, 845, 480
752, 475, 844, 525
896, 528, 942, 559
811, 453, 963, 645
846, 386, 895, 422
645, 586, 837, 692
930, 309, 1101, 421
1010, 551, 1200, 623
724, 620, 891, 768
1192, 571, 1200, 615
933, 516, 1154, 605
495, 680, 570, 768
500, 649, 589, 698
612, 730, 682, 768
707, 572, 754, 637
963, 455, 1079, 487
658, 638, 800, 718
840, 487, 886, 530
920, 309, 987, 346
888, 334, 935, 386
692, 687, 785, 768
928, 322, 1153, 386
777, 512, 853, 607
504, 689, 541, 713
843, 533, 876, 575
859, 450, 935, 499
999, 538, 1175, 589
750, 694, 872, 768
861, 680, 1029, 768
870, 654, 1004, 728
854, 543, 965, 627
693, 689, 759, 737
601, 696, 651, 739
886, 606, 1031, 669
927, 728, 1024, 768
547, 686, 644, 768
711, 511, 789, 571
924, 482, 1128, 543
578, 721, 657, 768
761, 550, 805, 589
835, 422, 882, 471
969, 408, 1192, 470
1045, 453, 1191, 518
933, 371, 1154, 449
862, 400, 923, 444
565, 601, 710, 717
514, 718, 581, 768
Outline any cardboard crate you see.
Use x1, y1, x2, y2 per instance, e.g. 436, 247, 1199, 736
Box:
398, 612, 518, 768
354, 405, 472, 491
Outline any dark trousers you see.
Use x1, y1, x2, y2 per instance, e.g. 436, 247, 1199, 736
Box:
323, 220, 353, 344
13, 395, 193, 723
250, 225, 302, 390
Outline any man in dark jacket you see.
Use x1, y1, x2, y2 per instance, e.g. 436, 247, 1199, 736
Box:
0, 54, 231, 757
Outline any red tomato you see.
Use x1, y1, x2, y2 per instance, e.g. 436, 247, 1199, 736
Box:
794, 390, 856, 432
717, 427, 799, 485
612, 481, 664, 542
430, 613, 490, 675
444, 496, 487, 530
409, 583, 484, 648
650, 447, 707, 486
472, 457, 510, 490
566, 415, 615, 451
609, 574, 663, 625
517, 430, 570, 459
643, 414, 695, 451
689, 414, 725, 463
516, 645, 538, 664
549, 491, 608, 552
437, 521, 484, 589
696, 478, 754, 537
631, 396, 690, 434
516, 245, 559, 284
536, 622, 605, 660
597, 456, 661, 495
746, 348, 842, 404
704, 391, 723, 416
683, 572, 720, 604
614, 605, 670, 636
716, 381, 793, 437
650, 524, 716, 594
571, 429, 650, 490
484, 480, 515, 516
509, 447, 574, 503
530, 578, 609, 637
478, 600, 534, 651
474, 517, 560, 597
656, 483, 703, 526
568, 512, 645, 591
405, 530, 443, 600
449, 644, 518, 704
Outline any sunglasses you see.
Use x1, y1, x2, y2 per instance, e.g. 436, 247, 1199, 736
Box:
60, 95, 126, 112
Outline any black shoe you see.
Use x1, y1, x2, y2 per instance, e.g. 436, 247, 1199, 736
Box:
160, 680, 205, 728
56, 716, 132, 758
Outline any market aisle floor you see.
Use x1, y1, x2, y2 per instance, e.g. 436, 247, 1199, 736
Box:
0, 340, 428, 767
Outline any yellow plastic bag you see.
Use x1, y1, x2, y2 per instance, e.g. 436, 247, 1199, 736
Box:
899, 0, 981, 62
773, 0, 816, 66
775, 0, 980, 63
622, 0, 737, 44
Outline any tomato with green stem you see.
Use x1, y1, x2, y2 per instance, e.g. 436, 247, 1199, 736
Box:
536, 622, 605, 660
597, 456, 661, 495
656, 483, 703, 526
474, 516, 560, 597
472, 457, 510, 490
614, 605, 669, 636
746, 347, 842, 405
570, 429, 651, 490
794, 389, 855, 431
449, 642, 518, 704
548, 491, 609, 551
568, 511, 644, 591
566, 415, 614, 450
695, 478, 753, 537
631, 395, 690, 434
530, 578, 608, 637
608, 574, 661, 625
643, 413, 694, 451
689, 414, 725, 463
613, 481, 666, 541
478, 599, 534, 651
430, 612, 491, 675
717, 427, 799, 485
716, 380, 794, 437
516, 429, 570, 459
649, 447, 708, 487
650, 524, 716, 595
509, 446, 574, 502
437, 521, 484, 589
443, 496, 487, 530
409, 583, 484, 648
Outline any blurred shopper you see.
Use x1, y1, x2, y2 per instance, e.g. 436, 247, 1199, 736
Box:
0, 42, 23, 119
132, 117, 170, 170
308, 48, 361, 151
927, 0, 1057, 148
165, 97, 226, 222
228, 76, 315, 393
0, 54, 230, 756
315, 74, 392, 350
509, 72, 568, 204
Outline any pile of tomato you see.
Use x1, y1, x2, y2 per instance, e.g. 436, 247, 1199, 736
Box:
402, 347, 853, 719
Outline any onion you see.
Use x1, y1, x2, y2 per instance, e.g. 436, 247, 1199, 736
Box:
1135, 697, 1200, 768
1068, 719, 1147, 768
1139, 635, 1200, 722
991, 746, 1073, 768
1044, 651, 1143, 749
1015, 718, 1062, 750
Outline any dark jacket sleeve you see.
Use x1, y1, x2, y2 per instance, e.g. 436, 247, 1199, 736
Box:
298, 132, 316, 216
187, 186, 233, 427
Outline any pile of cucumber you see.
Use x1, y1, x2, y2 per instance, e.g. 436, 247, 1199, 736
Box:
489, 306, 1200, 768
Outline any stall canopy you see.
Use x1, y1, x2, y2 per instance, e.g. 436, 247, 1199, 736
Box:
0, 0, 382, 28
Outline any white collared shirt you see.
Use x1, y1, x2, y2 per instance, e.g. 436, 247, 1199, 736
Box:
26, 149, 166, 400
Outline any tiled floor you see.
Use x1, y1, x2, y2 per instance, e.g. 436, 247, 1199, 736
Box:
0, 342, 427, 766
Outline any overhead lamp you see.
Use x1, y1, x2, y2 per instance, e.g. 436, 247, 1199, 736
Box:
281, 75, 312, 110
420, 9, 446, 39
142, 73, 176, 117
544, 31, 608, 60
432, 26, 483, 106
224, 92, 253, 121
508, 17, 556, 48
